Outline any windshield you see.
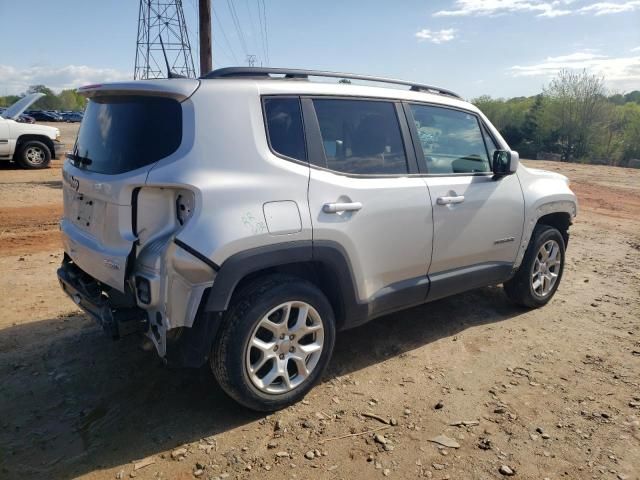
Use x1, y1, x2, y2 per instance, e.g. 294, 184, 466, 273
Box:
71, 95, 182, 174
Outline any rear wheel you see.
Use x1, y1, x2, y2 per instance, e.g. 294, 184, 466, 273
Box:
17, 140, 51, 169
211, 275, 336, 411
504, 224, 565, 308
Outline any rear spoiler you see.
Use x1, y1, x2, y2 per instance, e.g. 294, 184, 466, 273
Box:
77, 79, 200, 102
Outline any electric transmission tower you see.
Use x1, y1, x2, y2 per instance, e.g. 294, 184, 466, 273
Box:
134, 0, 197, 79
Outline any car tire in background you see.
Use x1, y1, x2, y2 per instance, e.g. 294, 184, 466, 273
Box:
504, 224, 566, 308
210, 274, 336, 411
16, 140, 51, 169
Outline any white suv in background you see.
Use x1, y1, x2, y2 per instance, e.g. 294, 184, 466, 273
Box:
0, 93, 64, 168
57, 68, 577, 411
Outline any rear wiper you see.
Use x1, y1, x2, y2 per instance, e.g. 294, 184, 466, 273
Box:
66, 153, 93, 166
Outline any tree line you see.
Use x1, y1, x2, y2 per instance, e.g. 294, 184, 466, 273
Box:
473, 70, 640, 166
0, 85, 86, 111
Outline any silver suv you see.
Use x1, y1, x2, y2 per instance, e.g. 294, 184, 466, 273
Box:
58, 68, 577, 411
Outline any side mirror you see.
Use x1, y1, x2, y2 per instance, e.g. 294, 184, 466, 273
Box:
492, 150, 519, 177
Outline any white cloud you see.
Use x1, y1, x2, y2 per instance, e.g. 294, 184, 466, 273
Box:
433, 0, 640, 17
632, 46, 640, 52
0, 64, 130, 95
433, 0, 573, 18
415, 28, 458, 44
577, 1, 640, 14
544, 52, 607, 62
508, 51, 640, 90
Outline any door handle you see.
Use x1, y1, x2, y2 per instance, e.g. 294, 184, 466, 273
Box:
436, 195, 465, 205
322, 202, 363, 214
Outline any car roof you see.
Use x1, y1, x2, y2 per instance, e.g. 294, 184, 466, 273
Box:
201, 67, 475, 111
200, 77, 477, 113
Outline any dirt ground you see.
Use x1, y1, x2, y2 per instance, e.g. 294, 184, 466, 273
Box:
0, 124, 638, 480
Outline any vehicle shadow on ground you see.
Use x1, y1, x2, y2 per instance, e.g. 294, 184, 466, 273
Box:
0, 286, 525, 479
0, 161, 63, 172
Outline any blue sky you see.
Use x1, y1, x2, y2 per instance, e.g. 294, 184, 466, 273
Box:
0, 0, 638, 99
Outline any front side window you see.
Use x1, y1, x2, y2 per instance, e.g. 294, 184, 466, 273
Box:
264, 97, 306, 162
312, 99, 408, 175
482, 124, 498, 164
409, 104, 490, 174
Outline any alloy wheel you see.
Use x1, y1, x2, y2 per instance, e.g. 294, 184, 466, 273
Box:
245, 301, 324, 394
531, 239, 561, 297
25, 146, 45, 165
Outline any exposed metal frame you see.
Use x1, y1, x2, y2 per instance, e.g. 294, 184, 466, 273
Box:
203, 67, 462, 99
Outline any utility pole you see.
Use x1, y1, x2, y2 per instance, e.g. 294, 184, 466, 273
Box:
199, 0, 212, 76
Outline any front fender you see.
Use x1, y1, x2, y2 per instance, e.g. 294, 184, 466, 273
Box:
514, 166, 578, 269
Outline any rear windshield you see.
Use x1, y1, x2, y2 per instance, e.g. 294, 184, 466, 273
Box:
70, 95, 182, 174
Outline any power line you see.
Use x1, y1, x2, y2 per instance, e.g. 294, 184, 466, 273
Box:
186, 0, 200, 64
243, 0, 261, 62
260, 0, 270, 64
213, 4, 240, 63
212, 33, 236, 64
255, 0, 268, 65
225, 0, 249, 58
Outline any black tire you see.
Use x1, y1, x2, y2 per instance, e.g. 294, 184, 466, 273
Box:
17, 140, 51, 169
211, 274, 336, 411
504, 224, 566, 308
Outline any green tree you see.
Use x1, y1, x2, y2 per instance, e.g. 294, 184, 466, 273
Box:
27, 84, 61, 110
624, 91, 640, 104
0, 94, 21, 107
618, 102, 640, 165
542, 69, 607, 161
58, 89, 86, 111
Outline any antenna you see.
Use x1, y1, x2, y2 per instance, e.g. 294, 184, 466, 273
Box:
159, 36, 186, 79
134, 0, 196, 79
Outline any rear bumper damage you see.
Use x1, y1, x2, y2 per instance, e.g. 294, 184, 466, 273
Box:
131, 236, 215, 357
58, 233, 216, 364
57, 256, 146, 338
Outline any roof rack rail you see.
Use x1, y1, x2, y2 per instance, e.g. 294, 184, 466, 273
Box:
203, 67, 462, 99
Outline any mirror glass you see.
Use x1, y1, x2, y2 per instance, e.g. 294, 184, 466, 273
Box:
492, 150, 511, 175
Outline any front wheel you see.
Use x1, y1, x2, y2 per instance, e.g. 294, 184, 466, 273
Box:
211, 275, 336, 411
504, 224, 566, 308
17, 140, 51, 169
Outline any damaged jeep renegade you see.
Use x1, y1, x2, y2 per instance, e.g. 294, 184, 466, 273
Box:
58, 68, 577, 411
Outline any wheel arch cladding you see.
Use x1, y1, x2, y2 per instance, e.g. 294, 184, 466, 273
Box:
514, 200, 576, 270
537, 211, 571, 244
204, 240, 362, 330
174, 241, 357, 368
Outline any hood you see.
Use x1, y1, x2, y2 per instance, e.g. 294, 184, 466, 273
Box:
523, 165, 569, 184
0, 93, 45, 120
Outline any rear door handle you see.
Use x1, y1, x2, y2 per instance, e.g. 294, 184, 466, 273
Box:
436, 195, 465, 205
322, 202, 363, 214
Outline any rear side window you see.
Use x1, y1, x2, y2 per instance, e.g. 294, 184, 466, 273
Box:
409, 104, 490, 174
312, 99, 408, 175
71, 95, 182, 175
263, 97, 306, 162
